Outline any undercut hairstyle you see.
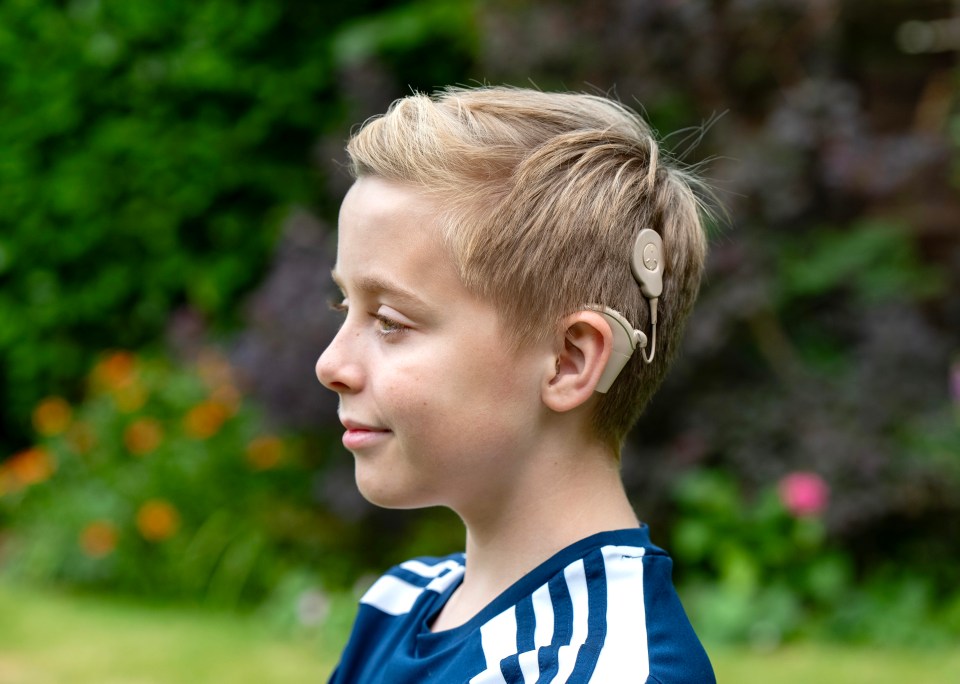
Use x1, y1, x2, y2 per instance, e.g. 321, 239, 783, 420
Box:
345, 86, 710, 449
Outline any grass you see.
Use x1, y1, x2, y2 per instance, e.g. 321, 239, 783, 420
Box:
2, 581, 959, 683
711, 643, 960, 683
0, 582, 340, 684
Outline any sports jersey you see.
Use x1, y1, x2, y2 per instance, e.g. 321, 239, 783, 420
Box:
328, 526, 715, 683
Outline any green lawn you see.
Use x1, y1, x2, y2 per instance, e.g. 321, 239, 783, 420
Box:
713, 643, 960, 683
2, 581, 958, 683
0, 582, 340, 683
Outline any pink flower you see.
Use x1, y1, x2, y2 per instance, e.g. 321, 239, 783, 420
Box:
778, 471, 829, 517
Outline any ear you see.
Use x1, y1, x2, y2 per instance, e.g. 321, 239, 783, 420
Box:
542, 310, 614, 413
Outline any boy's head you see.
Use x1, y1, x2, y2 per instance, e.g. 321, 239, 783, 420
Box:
342, 86, 708, 449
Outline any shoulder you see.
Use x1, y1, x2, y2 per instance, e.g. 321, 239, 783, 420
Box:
628, 553, 716, 684
359, 553, 465, 617
329, 554, 468, 683
470, 531, 715, 683
589, 544, 714, 683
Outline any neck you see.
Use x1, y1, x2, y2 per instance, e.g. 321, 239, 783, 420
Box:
432, 431, 638, 631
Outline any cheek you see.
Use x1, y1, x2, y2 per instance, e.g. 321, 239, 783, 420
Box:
372, 357, 429, 417
434, 349, 538, 438
376, 334, 539, 446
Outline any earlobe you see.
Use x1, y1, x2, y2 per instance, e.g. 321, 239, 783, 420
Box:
542, 311, 613, 413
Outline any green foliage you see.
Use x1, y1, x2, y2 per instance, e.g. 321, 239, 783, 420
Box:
0, 349, 326, 607
0, 0, 471, 449
672, 470, 848, 646
672, 469, 960, 647
333, 0, 477, 68
777, 221, 943, 305
900, 404, 960, 482
824, 574, 958, 648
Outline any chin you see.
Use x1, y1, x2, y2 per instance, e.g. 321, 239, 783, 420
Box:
355, 474, 430, 510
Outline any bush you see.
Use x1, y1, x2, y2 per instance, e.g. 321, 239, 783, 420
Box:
672, 469, 960, 647
0, 349, 326, 606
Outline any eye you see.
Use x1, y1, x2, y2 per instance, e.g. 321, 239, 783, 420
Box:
328, 297, 348, 315
374, 313, 408, 337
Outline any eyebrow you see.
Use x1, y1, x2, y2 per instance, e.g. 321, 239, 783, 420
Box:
330, 269, 430, 311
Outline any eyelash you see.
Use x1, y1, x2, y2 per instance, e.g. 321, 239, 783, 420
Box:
328, 299, 408, 338
373, 314, 407, 337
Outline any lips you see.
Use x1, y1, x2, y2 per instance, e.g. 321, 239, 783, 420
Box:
340, 417, 392, 450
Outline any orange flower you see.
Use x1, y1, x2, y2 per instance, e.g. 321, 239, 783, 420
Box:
136, 499, 180, 541
66, 421, 97, 455
113, 381, 148, 413
32, 396, 73, 436
183, 401, 230, 439
124, 418, 163, 456
80, 521, 118, 558
246, 435, 284, 470
91, 351, 137, 391
3, 447, 56, 487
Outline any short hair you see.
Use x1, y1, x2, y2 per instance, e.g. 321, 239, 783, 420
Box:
345, 86, 709, 448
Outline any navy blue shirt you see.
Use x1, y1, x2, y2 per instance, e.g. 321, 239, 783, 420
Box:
329, 527, 714, 683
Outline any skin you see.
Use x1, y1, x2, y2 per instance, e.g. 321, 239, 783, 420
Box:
316, 177, 639, 631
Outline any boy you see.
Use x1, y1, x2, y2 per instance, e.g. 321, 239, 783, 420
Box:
316, 86, 715, 683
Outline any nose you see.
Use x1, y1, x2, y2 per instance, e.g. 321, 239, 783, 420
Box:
315, 326, 363, 393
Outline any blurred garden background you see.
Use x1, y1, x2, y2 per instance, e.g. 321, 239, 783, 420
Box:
1, 0, 958, 682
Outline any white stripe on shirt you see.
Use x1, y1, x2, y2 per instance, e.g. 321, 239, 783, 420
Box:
518, 581, 557, 683
531, 581, 556, 651
360, 575, 424, 616
426, 565, 465, 593
549, 559, 590, 683
591, 544, 650, 681
400, 558, 463, 579
470, 605, 518, 684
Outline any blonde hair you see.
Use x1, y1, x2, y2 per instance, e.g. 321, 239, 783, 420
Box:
346, 86, 709, 448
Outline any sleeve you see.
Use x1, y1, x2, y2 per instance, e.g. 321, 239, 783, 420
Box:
642, 555, 716, 684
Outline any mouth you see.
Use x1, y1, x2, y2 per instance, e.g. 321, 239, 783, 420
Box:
340, 418, 392, 450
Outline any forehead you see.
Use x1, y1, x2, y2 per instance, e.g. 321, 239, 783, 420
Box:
339, 176, 439, 235
334, 177, 458, 300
